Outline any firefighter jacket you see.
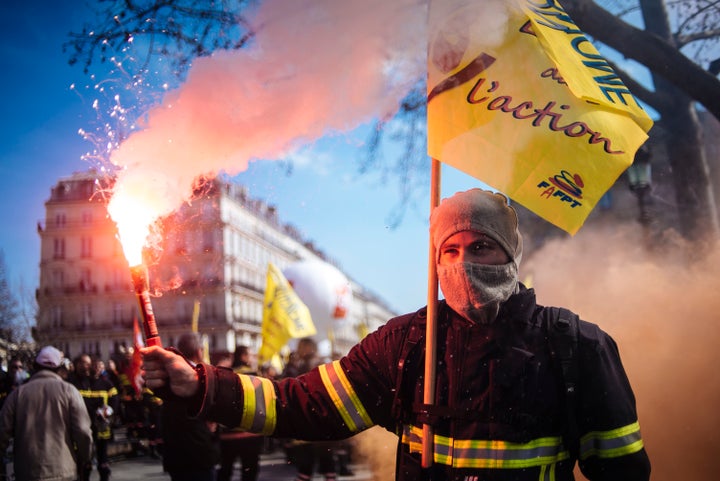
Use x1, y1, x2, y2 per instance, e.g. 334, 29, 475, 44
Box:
192, 286, 650, 481
68, 374, 119, 440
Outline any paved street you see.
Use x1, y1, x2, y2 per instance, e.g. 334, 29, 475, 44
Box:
104, 449, 372, 481
4, 426, 386, 480
5, 450, 371, 481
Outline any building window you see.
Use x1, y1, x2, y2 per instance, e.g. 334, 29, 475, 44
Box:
206, 299, 217, 320
51, 305, 63, 328
55, 212, 66, 228
176, 302, 188, 322
82, 211, 92, 225
81, 237, 92, 258
113, 303, 123, 325
52, 269, 64, 288
80, 269, 92, 291
233, 297, 241, 320
53, 238, 65, 259
82, 182, 93, 199
82, 303, 92, 327
112, 269, 125, 290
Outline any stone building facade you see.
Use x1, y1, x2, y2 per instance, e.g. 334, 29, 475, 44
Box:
35, 171, 396, 363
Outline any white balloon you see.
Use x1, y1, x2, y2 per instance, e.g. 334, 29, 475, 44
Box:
283, 260, 353, 337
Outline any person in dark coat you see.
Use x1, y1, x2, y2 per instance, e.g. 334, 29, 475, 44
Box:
68, 353, 119, 481
161, 332, 220, 481
280, 338, 337, 481
142, 189, 651, 481
216, 345, 264, 481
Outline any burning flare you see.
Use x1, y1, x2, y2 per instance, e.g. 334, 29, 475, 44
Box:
107, 184, 163, 347
107, 185, 158, 267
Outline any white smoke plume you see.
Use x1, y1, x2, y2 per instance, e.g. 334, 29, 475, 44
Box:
108, 0, 427, 226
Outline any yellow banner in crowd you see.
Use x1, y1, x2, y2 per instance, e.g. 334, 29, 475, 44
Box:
259, 263, 316, 364
427, 0, 653, 234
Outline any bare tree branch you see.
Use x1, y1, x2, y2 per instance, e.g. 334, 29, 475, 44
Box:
562, 0, 720, 121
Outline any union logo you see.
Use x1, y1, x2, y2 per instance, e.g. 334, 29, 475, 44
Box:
548, 170, 584, 199
536, 170, 584, 208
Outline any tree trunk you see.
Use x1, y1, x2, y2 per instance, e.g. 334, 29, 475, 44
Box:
562, 0, 719, 243
661, 99, 720, 242
639, 0, 719, 242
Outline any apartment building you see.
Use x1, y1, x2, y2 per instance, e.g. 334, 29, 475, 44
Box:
35, 170, 396, 362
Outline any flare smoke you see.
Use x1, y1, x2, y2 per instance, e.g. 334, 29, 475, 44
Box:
108, 0, 427, 226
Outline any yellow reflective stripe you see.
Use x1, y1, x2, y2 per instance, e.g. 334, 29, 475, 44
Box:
77, 390, 109, 403
260, 376, 277, 433
579, 421, 644, 459
539, 461, 557, 481
402, 424, 569, 469
238, 374, 277, 435
319, 361, 373, 433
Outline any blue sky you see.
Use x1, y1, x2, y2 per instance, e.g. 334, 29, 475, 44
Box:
0, 1, 484, 316
0, 3, 91, 295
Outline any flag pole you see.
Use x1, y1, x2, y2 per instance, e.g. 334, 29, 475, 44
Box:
422, 158, 441, 467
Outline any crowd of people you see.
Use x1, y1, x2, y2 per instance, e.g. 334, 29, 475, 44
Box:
0, 340, 357, 481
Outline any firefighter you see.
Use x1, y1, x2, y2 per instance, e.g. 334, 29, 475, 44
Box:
143, 189, 651, 480
68, 353, 119, 481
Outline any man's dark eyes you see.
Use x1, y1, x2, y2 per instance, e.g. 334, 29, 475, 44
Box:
471, 241, 496, 251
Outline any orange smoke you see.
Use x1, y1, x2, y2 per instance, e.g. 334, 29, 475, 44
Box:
524, 223, 720, 481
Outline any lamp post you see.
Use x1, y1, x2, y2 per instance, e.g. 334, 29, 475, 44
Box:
626, 144, 653, 236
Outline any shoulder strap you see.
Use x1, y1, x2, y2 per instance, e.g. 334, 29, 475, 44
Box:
547, 307, 580, 459
391, 311, 426, 423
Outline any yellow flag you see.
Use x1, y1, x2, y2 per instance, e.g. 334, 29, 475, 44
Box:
427, 0, 653, 234
259, 263, 316, 365
191, 299, 200, 333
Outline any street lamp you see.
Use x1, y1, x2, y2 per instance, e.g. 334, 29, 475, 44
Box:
626, 144, 653, 229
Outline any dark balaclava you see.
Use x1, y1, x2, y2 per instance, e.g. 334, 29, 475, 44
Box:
429, 189, 523, 323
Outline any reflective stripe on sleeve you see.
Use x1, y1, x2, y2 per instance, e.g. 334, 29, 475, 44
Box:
318, 360, 374, 433
579, 421, 644, 460
77, 389, 110, 404
401, 424, 570, 470
238, 374, 277, 435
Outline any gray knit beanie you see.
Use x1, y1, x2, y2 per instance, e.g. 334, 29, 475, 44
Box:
430, 189, 523, 265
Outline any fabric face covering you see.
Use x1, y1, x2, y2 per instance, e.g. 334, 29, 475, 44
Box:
438, 261, 518, 323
